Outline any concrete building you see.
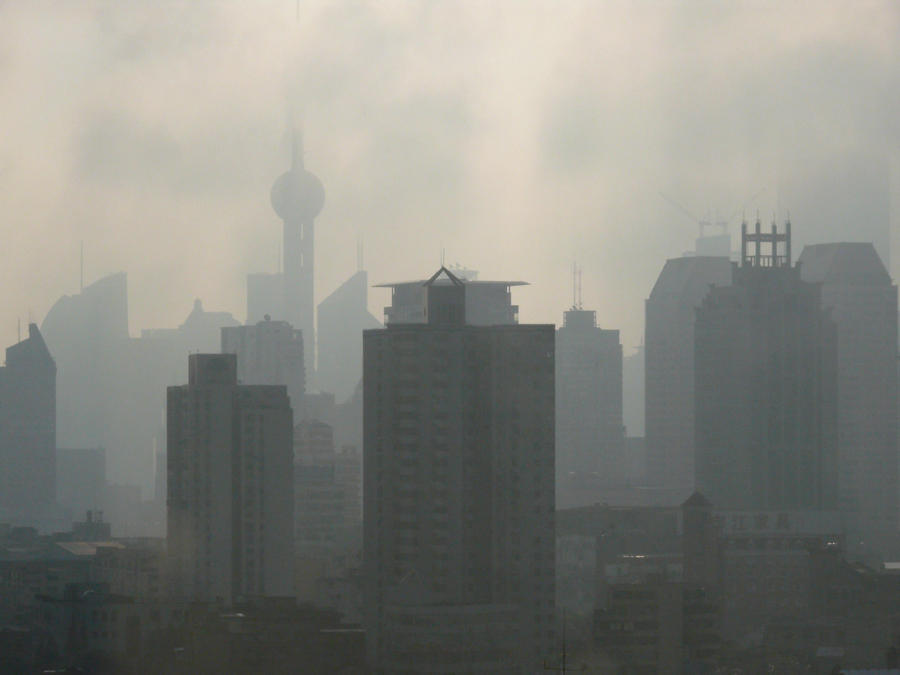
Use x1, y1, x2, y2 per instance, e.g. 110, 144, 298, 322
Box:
167, 354, 294, 604
644, 256, 732, 493
247, 130, 324, 386
0, 324, 57, 526
221, 317, 305, 413
363, 267, 556, 672
682, 492, 844, 641
556, 307, 624, 508
377, 269, 525, 326
798, 243, 898, 560
694, 221, 839, 511
317, 270, 382, 404
294, 420, 361, 556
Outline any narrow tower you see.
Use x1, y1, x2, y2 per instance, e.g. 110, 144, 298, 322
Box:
270, 129, 325, 381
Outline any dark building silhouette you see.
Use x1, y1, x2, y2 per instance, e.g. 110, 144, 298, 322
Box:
798, 242, 898, 559
167, 354, 294, 604
694, 221, 838, 510
377, 268, 525, 326
247, 130, 324, 385
363, 267, 556, 672
556, 306, 624, 507
645, 256, 732, 492
0, 324, 56, 523
316, 270, 381, 403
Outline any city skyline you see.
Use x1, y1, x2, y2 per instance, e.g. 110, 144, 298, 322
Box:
1, 2, 898, 353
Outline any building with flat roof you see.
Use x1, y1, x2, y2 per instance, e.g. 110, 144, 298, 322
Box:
798, 242, 898, 560
363, 267, 556, 672
167, 354, 294, 604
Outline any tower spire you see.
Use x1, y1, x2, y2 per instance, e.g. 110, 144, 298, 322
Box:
291, 125, 304, 171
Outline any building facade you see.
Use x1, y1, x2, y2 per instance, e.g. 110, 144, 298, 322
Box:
644, 256, 732, 492
363, 267, 556, 672
0, 324, 57, 524
798, 243, 898, 560
555, 307, 624, 507
694, 222, 838, 511
167, 354, 294, 604
221, 317, 305, 413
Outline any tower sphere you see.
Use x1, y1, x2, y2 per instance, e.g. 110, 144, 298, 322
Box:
270, 168, 325, 222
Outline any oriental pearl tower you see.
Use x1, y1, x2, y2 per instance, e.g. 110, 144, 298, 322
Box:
270, 129, 325, 379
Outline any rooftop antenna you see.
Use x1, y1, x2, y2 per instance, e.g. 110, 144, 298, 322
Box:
577, 267, 583, 310
80, 241, 84, 293
572, 262, 577, 309
441, 247, 445, 267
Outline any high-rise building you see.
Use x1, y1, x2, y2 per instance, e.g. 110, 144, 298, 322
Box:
377, 270, 525, 326
645, 257, 732, 492
221, 317, 305, 412
247, 130, 325, 384
317, 270, 382, 403
363, 267, 556, 672
798, 243, 898, 557
556, 307, 624, 507
0, 324, 57, 522
694, 222, 838, 511
166, 354, 294, 604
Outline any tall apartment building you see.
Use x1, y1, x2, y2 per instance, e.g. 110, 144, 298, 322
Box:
167, 354, 294, 604
694, 222, 838, 511
645, 257, 732, 491
221, 317, 305, 411
363, 267, 556, 673
0, 324, 56, 521
798, 243, 898, 558
556, 307, 624, 507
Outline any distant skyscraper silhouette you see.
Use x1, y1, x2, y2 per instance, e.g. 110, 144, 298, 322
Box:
317, 270, 381, 403
694, 222, 838, 510
248, 128, 324, 385
363, 267, 556, 672
0, 324, 56, 523
167, 354, 294, 604
221, 317, 305, 412
799, 243, 898, 557
645, 256, 732, 492
556, 306, 624, 507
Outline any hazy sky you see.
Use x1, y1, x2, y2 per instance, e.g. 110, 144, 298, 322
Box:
1, 1, 898, 353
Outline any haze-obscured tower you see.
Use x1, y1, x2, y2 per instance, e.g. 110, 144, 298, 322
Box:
798, 243, 898, 557
167, 354, 294, 604
645, 257, 732, 492
694, 221, 838, 510
0, 324, 56, 520
556, 305, 624, 507
317, 270, 381, 403
363, 267, 556, 672
248, 131, 325, 380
